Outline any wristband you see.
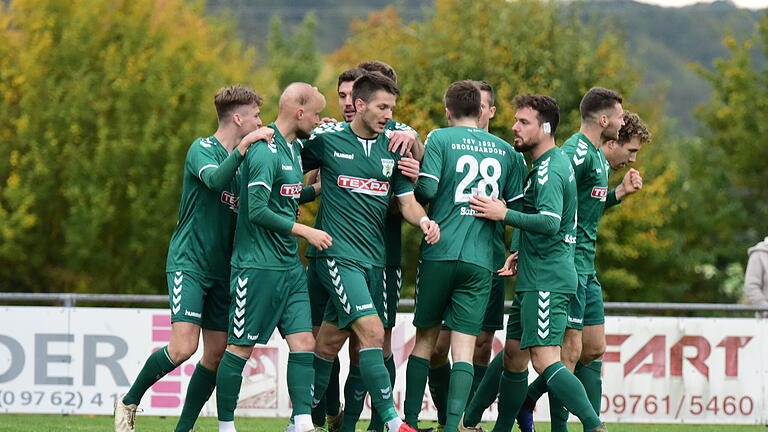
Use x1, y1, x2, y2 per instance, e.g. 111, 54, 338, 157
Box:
419, 216, 430, 226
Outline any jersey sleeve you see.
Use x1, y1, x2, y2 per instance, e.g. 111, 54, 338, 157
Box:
299, 128, 326, 172
418, 130, 443, 183
561, 140, 588, 183
534, 162, 565, 223
186, 139, 244, 192
502, 151, 526, 205
246, 145, 294, 235
392, 160, 415, 197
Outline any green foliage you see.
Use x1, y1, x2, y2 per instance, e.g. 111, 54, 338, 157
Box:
0, 0, 264, 293
267, 12, 321, 89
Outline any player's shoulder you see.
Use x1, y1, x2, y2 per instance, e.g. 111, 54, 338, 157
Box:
189, 136, 217, 152
247, 139, 280, 163
386, 119, 415, 132
309, 121, 348, 140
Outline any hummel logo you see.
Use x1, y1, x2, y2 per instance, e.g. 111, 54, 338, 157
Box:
184, 310, 201, 318
333, 151, 354, 160
247, 333, 259, 341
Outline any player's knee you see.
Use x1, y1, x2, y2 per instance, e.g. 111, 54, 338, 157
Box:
581, 342, 605, 364
291, 333, 316, 353
503, 348, 528, 372
430, 349, 449, 368
473, 336, 493, 365
168, 343, 196, 364
357, 326, 384, 348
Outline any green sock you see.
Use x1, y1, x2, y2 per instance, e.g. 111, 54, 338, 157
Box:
428, 361, 451, 426
326, 358, 341, 416
549, 392, 570, 432
311, 395, 326, 427
575, 361, 602, 416
445, 361, 474, 432
359, 348, 397, 423
174, 362, 216, 431
341, 364, 365, 432
215, 350, 247, 422
468, 364, 488, 407
123, 346, 177, 406
464, 351, 502, 427
311, 354, 334, 415
491, 369, 528, 432
404, 355, 430, 427
526, 372, 547, 403
367, 355, 396, 432
289, 352, 315, 418
544, 362, 601, 431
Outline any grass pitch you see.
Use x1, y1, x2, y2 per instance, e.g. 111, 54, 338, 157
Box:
0, 415, 764, 431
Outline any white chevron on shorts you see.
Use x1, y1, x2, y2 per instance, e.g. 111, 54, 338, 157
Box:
233, 277, 248, 338
537, 291, 550, 339
327, 259, 351, 314
171, 273, 183, 314
382, 269, 388, 322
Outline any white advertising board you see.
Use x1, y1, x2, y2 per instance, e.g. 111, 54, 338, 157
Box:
0, 307, 764, 424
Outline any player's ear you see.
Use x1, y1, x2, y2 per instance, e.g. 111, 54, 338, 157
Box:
354, 97, 366, 113
445, 107, 451, 122
232, 112, 242, 127
489, 106, 496, 119
296, 107, 305, 121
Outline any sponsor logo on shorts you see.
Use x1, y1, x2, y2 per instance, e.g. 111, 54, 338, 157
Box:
356, 303, 373, 312
221, 191, 239, 212
184, 310, 201, 319
568, 316, 583, 324
565, 234, 577, 244
591, 186, 608, 200
337, 175, 389, 196
333, 151, 354, 160
247, 333, 260, 341
280, 183, 303, 198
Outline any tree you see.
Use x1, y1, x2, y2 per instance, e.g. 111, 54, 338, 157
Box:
326, 0, 678, 300
0, 0, 266, 293
267, 12, 321, 90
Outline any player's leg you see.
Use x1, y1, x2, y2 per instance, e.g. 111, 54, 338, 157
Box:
341, 336, 363, 432
442, 262, 490, 432
175, 276, 230, 432
487, 337, 530, 432
470, 274, 504, 404
525, 292, 603, 432
429, 327, 452, 429
575, 274, 607, 416
405, 260, 455, 428
308, 258, 338, 427
115, 272, 202, 431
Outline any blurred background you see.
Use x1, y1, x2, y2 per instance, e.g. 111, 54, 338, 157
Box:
1, 0, 766, 307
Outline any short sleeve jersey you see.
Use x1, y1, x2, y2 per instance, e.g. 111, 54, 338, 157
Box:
561, 132, 611, 274
515, 146, 578, 294
301, 121, 414, 266
231, 124, 304, 270
166, 136, 239, 280
418, 126, 526, 272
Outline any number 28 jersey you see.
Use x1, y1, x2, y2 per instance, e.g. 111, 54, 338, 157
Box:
418, 126, 526, 271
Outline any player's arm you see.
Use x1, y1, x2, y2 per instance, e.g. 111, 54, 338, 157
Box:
413, 130, 441, 203
192, 127, 274, 192
392, 162, 439, 244
606, 168, 642, 209
298, 183, 320, 204
247, 148, 331, 250
299, 128, 326, 173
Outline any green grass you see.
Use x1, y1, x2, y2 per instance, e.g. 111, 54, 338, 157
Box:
0, 415, 764, 432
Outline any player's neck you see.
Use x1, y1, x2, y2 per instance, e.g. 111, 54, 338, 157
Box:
579, 124, 603, 149
273, 118, 297, 143
350, 118, 378, 139
450, 118, 479, 128
531, 138, 556, 162
213, 126, 240, 153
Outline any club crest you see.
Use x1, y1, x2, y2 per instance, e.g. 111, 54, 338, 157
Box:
381, 158, 395, 177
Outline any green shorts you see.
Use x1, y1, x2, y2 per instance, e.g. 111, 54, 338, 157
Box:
414, 260, 492, 337
482, 275, 507, 332
506, 291, 571, 350
381, 265, 403, 329
167, 271, 229, 332
566, 272, 605, 330
316, 257, 385, 329
227, 265, 313, 346
307, 258, 328, 327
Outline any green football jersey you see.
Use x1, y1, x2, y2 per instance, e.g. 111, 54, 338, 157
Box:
301, 121, 414, 266
515, 146, 578, 294
561, 132, 611, 273
166, 136, 240, 280
383, 119, 419, 267
231, 124, 304, 270
417, 126, 526, 271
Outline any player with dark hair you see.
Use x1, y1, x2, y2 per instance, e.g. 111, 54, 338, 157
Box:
114, 85, 274, 432
302, 72, 439, 432
465, 94, 606, 432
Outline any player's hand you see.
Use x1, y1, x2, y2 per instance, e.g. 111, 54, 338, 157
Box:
616, 168, 643, 199
304, 227, 333, 251
320, 117, 338, 124
237, 127, 275, 156
398, 152, 420, 182
469, 195, 508, 221
420, 218, 440, 244
388, 130, 418, 155
498, 252, 519, 277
